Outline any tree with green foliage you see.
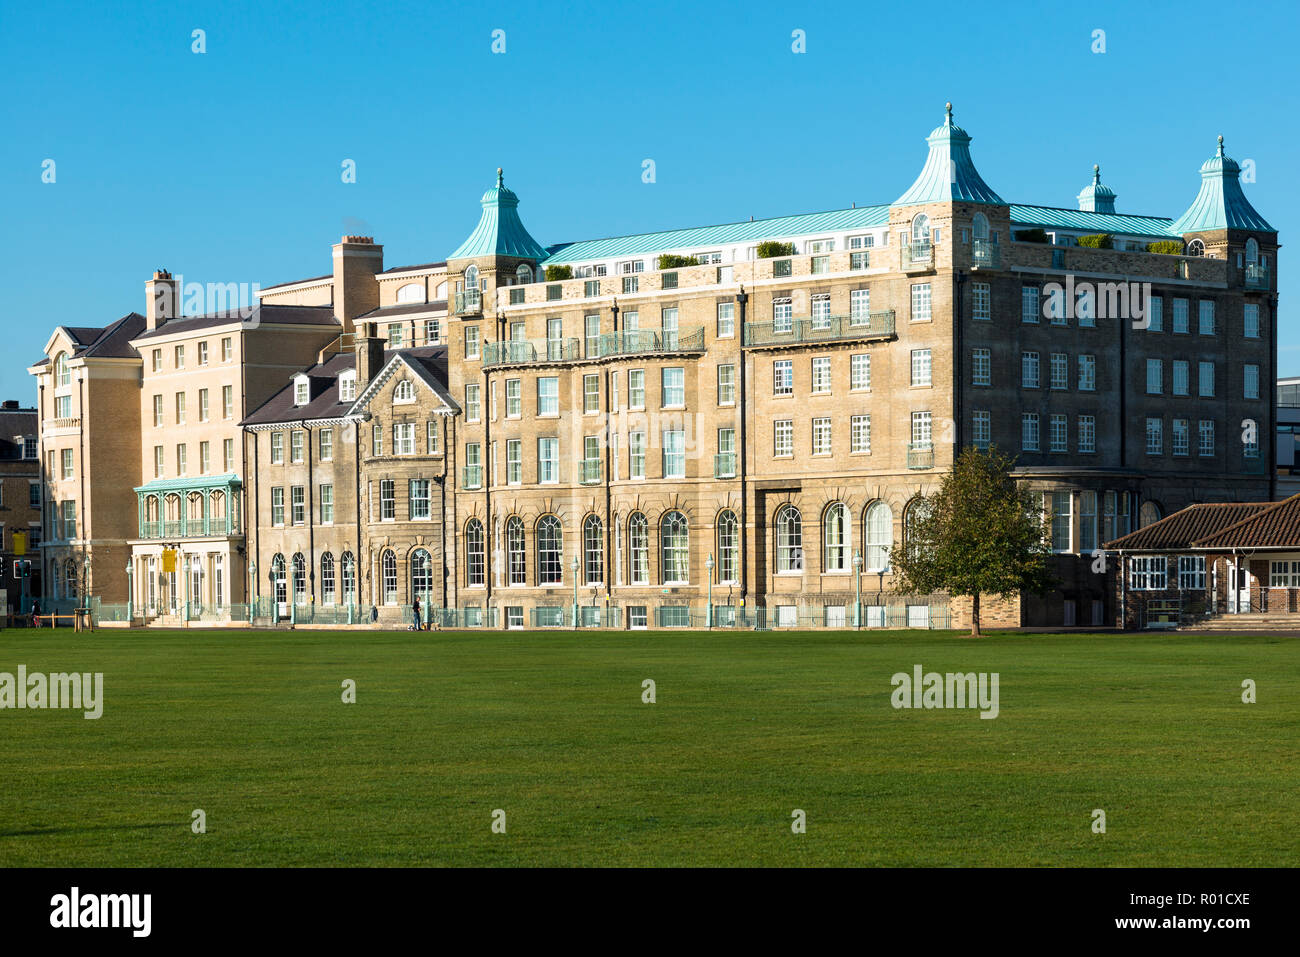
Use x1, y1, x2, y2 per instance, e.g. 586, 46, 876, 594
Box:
888, 447, 1056, 636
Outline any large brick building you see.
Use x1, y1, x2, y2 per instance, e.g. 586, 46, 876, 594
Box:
30, 105, 1281, 628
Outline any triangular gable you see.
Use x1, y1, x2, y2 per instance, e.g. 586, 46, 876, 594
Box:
346, 352, 460, 418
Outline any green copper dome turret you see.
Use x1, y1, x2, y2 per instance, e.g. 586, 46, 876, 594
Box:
893, 103, 1006, 207
1077, 165, 1117, 214
448, 168, 551, 260
1170, 137, 1275, 234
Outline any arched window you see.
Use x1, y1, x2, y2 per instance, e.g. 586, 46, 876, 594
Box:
515, 264, 533, 284
65, 558, 78, 598
464, 265, 480, 290
271, 553, 286, 608
716, 510, 739, 584
292, 552, 307, 605
381, 549, 397, 604
628, 512, 649, 585
775, 505, 803, 573
1139, 501, 1162, 528
583, 515, 604, 586
537, 515, 562, 584
435, 281, 448, 300
340, 551, 356, 605
507, 517, 526, 585
864, 501, 893, 572
661, 511, 689, 584
1187, 239, 1205, 256
972, 212, 989, 241
394, 379, 415, 402
320, 552, 336, 605
145, 494, 160, 523
271, 553, 286, 581
465, 519, 485, 586
904, 498, 933, 560
911, 213, 931, 245
411, 548, 433, 604
1245, 238, 1259, 265
396, 282, 425, 304
823, 502, 850, 572
54, 352, 71, 388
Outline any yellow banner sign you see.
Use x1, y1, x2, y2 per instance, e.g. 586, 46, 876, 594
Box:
161, 548, 178, 574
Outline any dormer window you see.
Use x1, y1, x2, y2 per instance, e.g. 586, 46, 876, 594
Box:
293, 377, 310, 406
54, 352, 71, 388
394, 379, 415, 403
464, 265, 480, 290
1245, 238, 1259, 265
339, 371, 357, 402
22, 437, 37, 460
1186, 239, 1205, 257
515, 264, 533, 284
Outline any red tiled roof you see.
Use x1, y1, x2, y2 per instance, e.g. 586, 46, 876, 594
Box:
1104, 501, 1276, 550
1190, 494, 1300, 549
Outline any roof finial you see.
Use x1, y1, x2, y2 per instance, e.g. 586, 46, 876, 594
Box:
496, 167, 504, 187
945, 101, 953, 124
1093, 163, 1101, 184
1216, 135, 1224, 156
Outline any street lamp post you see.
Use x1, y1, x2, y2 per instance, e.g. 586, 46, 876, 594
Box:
183, 554, 191, 623
571, 555, 580, 629
248, 560, 257, 624
852, 551, 863, 629
82, 554, 91, 609
125, 560, 133, 623
706, 553, 715, 629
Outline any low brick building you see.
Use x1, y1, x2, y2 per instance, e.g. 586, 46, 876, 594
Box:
1106, 494, 1300, 628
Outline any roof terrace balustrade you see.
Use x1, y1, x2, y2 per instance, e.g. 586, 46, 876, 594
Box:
901, 240, 933, 271
970, 238, 1000, 269
454, 289, 483, 315
1244, 263, 1270, 289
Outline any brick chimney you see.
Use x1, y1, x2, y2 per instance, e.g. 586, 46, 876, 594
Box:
332, 236, 383, 334
145, 269, 179, 331
355, 321, 386, 387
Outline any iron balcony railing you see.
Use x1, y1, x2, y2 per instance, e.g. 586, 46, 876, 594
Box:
714, 452, 737, 478
462, 465, 483, 489
907, 443, 935, 470
454, 289, 483, 315
1244, 263, 1270, 289
138, 518, 239, 539
482, 328, 706, 368
971, 238, 1000, 268
901, 240, 933, 269
744, 310, 895, 347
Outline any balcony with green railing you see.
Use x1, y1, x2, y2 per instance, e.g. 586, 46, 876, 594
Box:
907, 443, 934, 470
579, 459, 602, 485
744, 310, 895, 348
454, 288, 483, 315
714, 452, 736, 478
589, 327, 705, 358
1244, 263, 1270, 289
462, 464, 483, 489
970, 238, 1000, 269
482, 337, 581, 368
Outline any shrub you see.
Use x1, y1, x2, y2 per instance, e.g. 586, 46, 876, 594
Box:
1014, 229, 1050, 244
657, 254, 699, 269
544, 265, 572, 281
755, 241, 796, 258
1076, 233, 1113, 249
1146, 240, 1184, 256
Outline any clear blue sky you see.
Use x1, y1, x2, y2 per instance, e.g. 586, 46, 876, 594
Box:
2, 0, 1295, 400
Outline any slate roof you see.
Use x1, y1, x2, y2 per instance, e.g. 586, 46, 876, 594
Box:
1104, 499, 1295, 551
131, 304, 336, 341
357, 302, 448, 320
260, 273, 332, 291
0, 407, 38, 461
241, 346, 453, 426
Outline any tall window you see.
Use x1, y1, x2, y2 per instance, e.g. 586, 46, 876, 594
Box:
629, 512, 649, 584
507, 517, 526, 585
864, 501, 892, 571
660, 511, 689, 584
409, 479, 430, 519
1244, 303, 1260, 339
716, 510, 739, 584
911, 283, 932, 321
320, 553, 336, 605
775, 505, 803, 573
910, 349, 932, 387
1022, 286, 1040, 324
823, 503, 849, 572
293, 553, 307, 605
537, 515, 563, 584
583, 515, 604, 586
466, 520, 485, 586
411, 548, 433, 605
55, 352, 71, 387
661, 367, 685, 407
381, 550, 397, 604
341, 552, 356, 605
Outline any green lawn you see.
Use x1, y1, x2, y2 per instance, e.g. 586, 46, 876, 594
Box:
1, 627, 1296, 867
